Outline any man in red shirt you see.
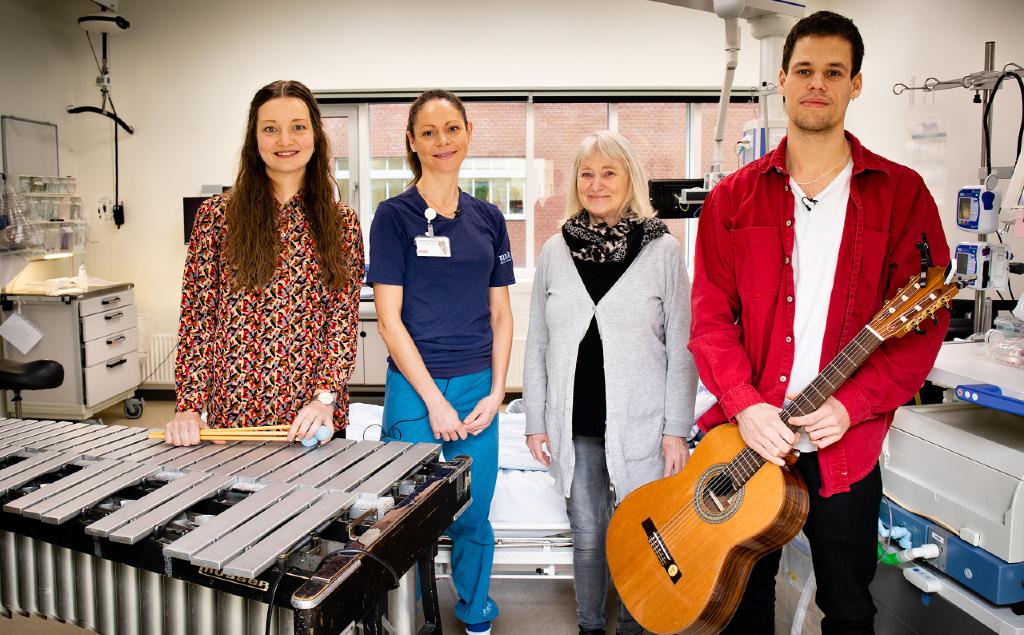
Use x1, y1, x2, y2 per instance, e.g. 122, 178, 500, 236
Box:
689, 11, 949, 635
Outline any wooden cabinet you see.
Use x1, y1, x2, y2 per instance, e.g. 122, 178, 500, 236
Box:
1, 283, 140, 419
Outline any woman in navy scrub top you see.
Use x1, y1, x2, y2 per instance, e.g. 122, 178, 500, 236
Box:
366, 89, 514, 635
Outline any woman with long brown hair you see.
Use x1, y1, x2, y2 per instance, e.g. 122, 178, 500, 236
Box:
164, 80, 364, 446
367, 89, 514, 635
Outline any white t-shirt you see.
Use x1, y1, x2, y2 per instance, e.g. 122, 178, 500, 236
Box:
786, 161, 853, 453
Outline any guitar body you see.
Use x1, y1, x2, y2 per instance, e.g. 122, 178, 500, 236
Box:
607, 424, 810, 635
606, 265, 963, 634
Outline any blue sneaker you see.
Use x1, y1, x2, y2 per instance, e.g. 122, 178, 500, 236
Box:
466, 622, 491, 634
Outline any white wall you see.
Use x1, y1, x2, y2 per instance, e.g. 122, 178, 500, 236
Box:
0, 0, 84, 284
59, 0, 778, 334
834, 0, 1024, 299
4, 0, 1023, 334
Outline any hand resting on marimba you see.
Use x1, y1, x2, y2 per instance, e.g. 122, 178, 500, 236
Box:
288, 397, 334, 445
163, 410, 224, 446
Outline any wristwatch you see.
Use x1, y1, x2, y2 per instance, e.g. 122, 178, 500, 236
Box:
316, 392, 335, 406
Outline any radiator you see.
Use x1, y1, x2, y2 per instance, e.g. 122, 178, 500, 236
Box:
139, 333, 177, 388
506, 337, 527, 391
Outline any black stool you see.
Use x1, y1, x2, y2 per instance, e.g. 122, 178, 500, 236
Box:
0, 359, 64, 419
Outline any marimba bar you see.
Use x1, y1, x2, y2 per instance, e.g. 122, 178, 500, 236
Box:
0, 418, 471, 635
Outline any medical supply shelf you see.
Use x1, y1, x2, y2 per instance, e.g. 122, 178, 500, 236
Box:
928, 341, 1024, 401
0, 283, 140, 420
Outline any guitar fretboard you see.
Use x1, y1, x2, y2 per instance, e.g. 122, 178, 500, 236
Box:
723, 327, 883, 487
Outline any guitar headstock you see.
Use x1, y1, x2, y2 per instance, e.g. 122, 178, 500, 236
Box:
868, 264, 967, 341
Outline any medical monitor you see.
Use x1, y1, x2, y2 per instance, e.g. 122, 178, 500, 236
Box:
649, 179, 706, 219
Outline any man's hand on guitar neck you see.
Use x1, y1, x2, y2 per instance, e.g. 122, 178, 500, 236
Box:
788, 394, 851, 451
735, 403, 797, 466
736, 395, 853, 465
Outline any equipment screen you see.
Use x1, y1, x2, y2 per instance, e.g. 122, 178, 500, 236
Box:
183, 197, 212, 244
957, 251, 970, 275
958, 196, 972, 222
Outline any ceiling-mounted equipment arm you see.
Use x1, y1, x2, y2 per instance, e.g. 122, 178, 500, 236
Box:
711, 17, 741, 175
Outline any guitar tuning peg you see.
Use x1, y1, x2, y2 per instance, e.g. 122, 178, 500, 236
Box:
914, 327, 927, 335
931, 315, 938, 326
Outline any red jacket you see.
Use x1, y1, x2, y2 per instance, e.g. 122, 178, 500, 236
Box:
689, 132, 949, 497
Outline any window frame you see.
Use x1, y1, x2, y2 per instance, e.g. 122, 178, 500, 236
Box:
316, 89, 757, 274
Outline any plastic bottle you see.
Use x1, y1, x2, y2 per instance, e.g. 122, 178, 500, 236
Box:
78, 262, 88, 291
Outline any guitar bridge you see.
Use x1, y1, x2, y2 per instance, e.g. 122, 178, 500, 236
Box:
641, 518, 682, 584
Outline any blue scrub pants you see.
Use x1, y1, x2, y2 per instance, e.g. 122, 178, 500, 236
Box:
382, 367, 499, 626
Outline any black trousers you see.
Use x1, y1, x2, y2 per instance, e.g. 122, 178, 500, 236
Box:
720, 454, 883, 635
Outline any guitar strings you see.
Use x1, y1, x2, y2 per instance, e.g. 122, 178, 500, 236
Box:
658, 336, 869, 538
653, 330, 879, 541
653, 341, 870, 541
656, 333, 875, 541
641, 284, 939, 542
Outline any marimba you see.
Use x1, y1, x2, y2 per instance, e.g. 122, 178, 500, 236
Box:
0, 417, 471, 635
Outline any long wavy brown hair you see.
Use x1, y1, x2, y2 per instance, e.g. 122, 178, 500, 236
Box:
226, 80, 350, 291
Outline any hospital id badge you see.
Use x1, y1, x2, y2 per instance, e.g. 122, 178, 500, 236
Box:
415, 235, 451, 257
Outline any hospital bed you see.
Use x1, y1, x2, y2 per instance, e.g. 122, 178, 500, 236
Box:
346, 401, 575, 581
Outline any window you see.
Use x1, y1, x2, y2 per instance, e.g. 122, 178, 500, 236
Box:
617, 102, 692, 251
321, 88, 762, 272
700, 101, 760, 176
533, 103, 609, 262
370, 157, 411, 214
458, 157, 525, 216
323, 117, 351, 207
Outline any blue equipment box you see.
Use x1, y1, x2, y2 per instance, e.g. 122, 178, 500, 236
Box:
879, 497, 1024, 605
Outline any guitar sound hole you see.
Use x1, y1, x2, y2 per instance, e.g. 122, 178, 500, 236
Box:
701, 474, 738, 513
693, 465, 745, 524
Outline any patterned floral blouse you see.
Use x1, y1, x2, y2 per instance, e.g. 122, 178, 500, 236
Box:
175, 193, 365, 429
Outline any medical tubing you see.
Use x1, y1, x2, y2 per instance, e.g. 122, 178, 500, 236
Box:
982, 71, 1024, 177
877, 518, 913, 549
878, 497, 894, 563
790, 568, 816, 635
995, 233, 1016, 301
876, 544, 903, 565
876, 542, 941, 566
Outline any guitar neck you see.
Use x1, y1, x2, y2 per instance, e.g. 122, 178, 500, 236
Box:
779, 327, 883, 431
722, 263, 961, 490
730, 327, 884, 483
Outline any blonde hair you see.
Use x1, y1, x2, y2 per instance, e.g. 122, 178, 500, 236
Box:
563, 130, 654, 224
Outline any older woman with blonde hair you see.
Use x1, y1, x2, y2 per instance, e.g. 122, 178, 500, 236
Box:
524, 130, 698, 635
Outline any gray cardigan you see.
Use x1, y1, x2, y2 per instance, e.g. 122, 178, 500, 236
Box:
523, 233, 699, 503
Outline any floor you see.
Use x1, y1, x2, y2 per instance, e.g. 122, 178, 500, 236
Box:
2, 400, 823, 634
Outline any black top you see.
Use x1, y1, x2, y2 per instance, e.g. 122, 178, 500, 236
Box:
569, 224, 644, 438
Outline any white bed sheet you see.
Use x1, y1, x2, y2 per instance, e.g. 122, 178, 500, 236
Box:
346, 402, 569, 537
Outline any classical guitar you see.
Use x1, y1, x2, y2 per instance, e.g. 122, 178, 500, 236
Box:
606, 263, 965, 635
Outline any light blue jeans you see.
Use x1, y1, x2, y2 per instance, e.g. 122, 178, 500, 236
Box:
382, 368, 499, 626
567, 434, 643, 635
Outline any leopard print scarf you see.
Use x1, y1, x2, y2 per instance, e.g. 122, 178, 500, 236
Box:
562, 213, 669, 263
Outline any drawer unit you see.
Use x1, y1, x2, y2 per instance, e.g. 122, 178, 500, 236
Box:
81, 304, 138, 342
79, 289, 135, 318
83, 327, 139, 367
1, 283, 141, 420
85, 350, 140, 406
